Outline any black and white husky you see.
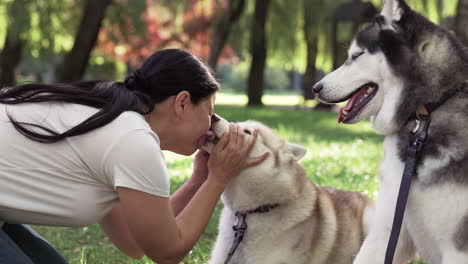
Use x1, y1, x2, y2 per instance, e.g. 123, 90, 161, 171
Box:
314, 0, 468, 263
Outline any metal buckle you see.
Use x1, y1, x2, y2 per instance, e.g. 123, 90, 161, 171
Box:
412, 118, 421, 133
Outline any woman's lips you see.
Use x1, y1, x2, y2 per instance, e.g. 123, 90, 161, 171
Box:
196, 131, 215, 149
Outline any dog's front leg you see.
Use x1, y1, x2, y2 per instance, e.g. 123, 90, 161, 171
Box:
354, 136, 416, 264
208, 208, 236, 264
354, 182, 415, 263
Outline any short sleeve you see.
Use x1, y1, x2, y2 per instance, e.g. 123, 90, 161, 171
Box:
103, 129, 170, 197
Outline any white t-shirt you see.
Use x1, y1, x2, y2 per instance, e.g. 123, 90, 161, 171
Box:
0, 102, 170, 227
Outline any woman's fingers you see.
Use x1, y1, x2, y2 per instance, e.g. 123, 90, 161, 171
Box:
241, 129, 258, 156
236, 125, 244, 148
245, 152, 269, 168
227, 123, 239, 148
212, 131, 229, 153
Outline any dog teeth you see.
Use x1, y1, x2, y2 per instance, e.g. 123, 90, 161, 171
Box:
367, 87, 375, 93
342, 110, 348, 115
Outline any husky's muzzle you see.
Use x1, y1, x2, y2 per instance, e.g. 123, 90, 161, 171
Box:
202, 114, 230, 153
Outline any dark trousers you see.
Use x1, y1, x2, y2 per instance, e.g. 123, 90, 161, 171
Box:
0, 224, 68, 264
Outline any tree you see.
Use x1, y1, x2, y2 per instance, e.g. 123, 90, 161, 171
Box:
98, 0, 227, 70
208, 0, 246, 69
247, 0, 271, 106
56, 0, 112, 82
331, 0, 377, 70
302, 0, 323, 102
455, 0, 468, 46
0, 0, 31, 87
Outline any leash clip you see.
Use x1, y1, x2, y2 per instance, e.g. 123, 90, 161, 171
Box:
233, 212, 248, 232
412, 119, 420, 134
224, 213, 248, 264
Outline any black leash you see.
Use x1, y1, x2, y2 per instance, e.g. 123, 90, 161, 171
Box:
223, 212, 247, 264
223, 204, 279, 264
384, 84, 464, 264
384, 113, 430, 264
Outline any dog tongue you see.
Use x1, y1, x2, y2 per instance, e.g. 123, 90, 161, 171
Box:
338, 94, 359, 123
197, 131, 215, 149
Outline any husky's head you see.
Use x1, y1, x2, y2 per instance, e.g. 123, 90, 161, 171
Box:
204, 116, 308, 211
314, 0, 468, 135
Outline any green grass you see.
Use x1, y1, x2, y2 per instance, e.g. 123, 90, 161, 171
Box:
32, 95, 424, 263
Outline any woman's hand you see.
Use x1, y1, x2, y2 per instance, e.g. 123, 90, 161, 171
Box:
190, 149, 210, 184
207, 123, 268, 186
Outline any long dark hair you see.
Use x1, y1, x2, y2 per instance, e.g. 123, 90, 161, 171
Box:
0, 49, 220, 143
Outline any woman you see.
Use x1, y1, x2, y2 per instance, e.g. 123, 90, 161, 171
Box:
0, 49, 267, 264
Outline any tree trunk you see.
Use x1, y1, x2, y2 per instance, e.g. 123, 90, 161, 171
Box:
247, 0, 271, 106
455, 0, 468, 47
303, 0, 332, 110
56, 0, 112, 82
0, 0, 30, 87
331, 20, 340, 70
0, 27, 24, 88
208, 0, 245, 70
302, 0, 318, 101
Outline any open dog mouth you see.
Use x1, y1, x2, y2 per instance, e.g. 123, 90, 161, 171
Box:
337, 83, 378, 123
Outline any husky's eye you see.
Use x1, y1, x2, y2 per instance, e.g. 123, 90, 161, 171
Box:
351, 51, 364, 61
243, 129, 252, 135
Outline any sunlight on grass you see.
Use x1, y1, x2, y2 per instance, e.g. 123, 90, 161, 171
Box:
215, 90, 303, 106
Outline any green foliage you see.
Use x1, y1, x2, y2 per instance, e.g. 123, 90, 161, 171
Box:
266, 0, 303, 68
217, 62, 248, 91
0, 0, 461, 82
0, 0, 85, 80
105, 0, 148, 43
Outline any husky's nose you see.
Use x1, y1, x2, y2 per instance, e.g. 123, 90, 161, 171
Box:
211, 114, 220, 123
312, 82, 323, 94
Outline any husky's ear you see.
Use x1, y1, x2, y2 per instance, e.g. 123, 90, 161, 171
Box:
381, 0, 408, 22
285, 142, 307, 161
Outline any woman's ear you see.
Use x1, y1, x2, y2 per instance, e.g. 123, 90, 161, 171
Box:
174, 91, 191, 115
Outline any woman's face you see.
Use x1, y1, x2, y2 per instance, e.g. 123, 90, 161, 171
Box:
176, 93, 216, 155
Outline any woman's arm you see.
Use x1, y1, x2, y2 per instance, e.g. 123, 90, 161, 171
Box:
99, 174, 221, 263
117, 178, 224, 264
98, 204, 145, 259
98, 150, 210, 259
116, 124, 267, 263
170, 150, 210, 216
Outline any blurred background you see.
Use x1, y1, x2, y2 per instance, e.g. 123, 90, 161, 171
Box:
1, 0, 466, 263
0, 0, 465, 107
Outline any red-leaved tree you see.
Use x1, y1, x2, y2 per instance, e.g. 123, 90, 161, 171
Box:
98, 0, 236, 68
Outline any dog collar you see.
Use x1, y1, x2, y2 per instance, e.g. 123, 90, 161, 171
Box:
223, 203, 280, 264
413, 82, 465, 132
235, 203, 280, 217
418, 82, 466, 116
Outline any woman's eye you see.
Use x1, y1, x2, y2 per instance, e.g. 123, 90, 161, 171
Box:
244, 129, 251, 135
351, 51, 364, 60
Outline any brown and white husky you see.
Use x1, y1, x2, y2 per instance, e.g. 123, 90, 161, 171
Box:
205, 117, 374, 264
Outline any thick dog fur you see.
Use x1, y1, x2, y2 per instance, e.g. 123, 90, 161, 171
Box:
314, 0, 468, 263
205, 118, 374, 264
